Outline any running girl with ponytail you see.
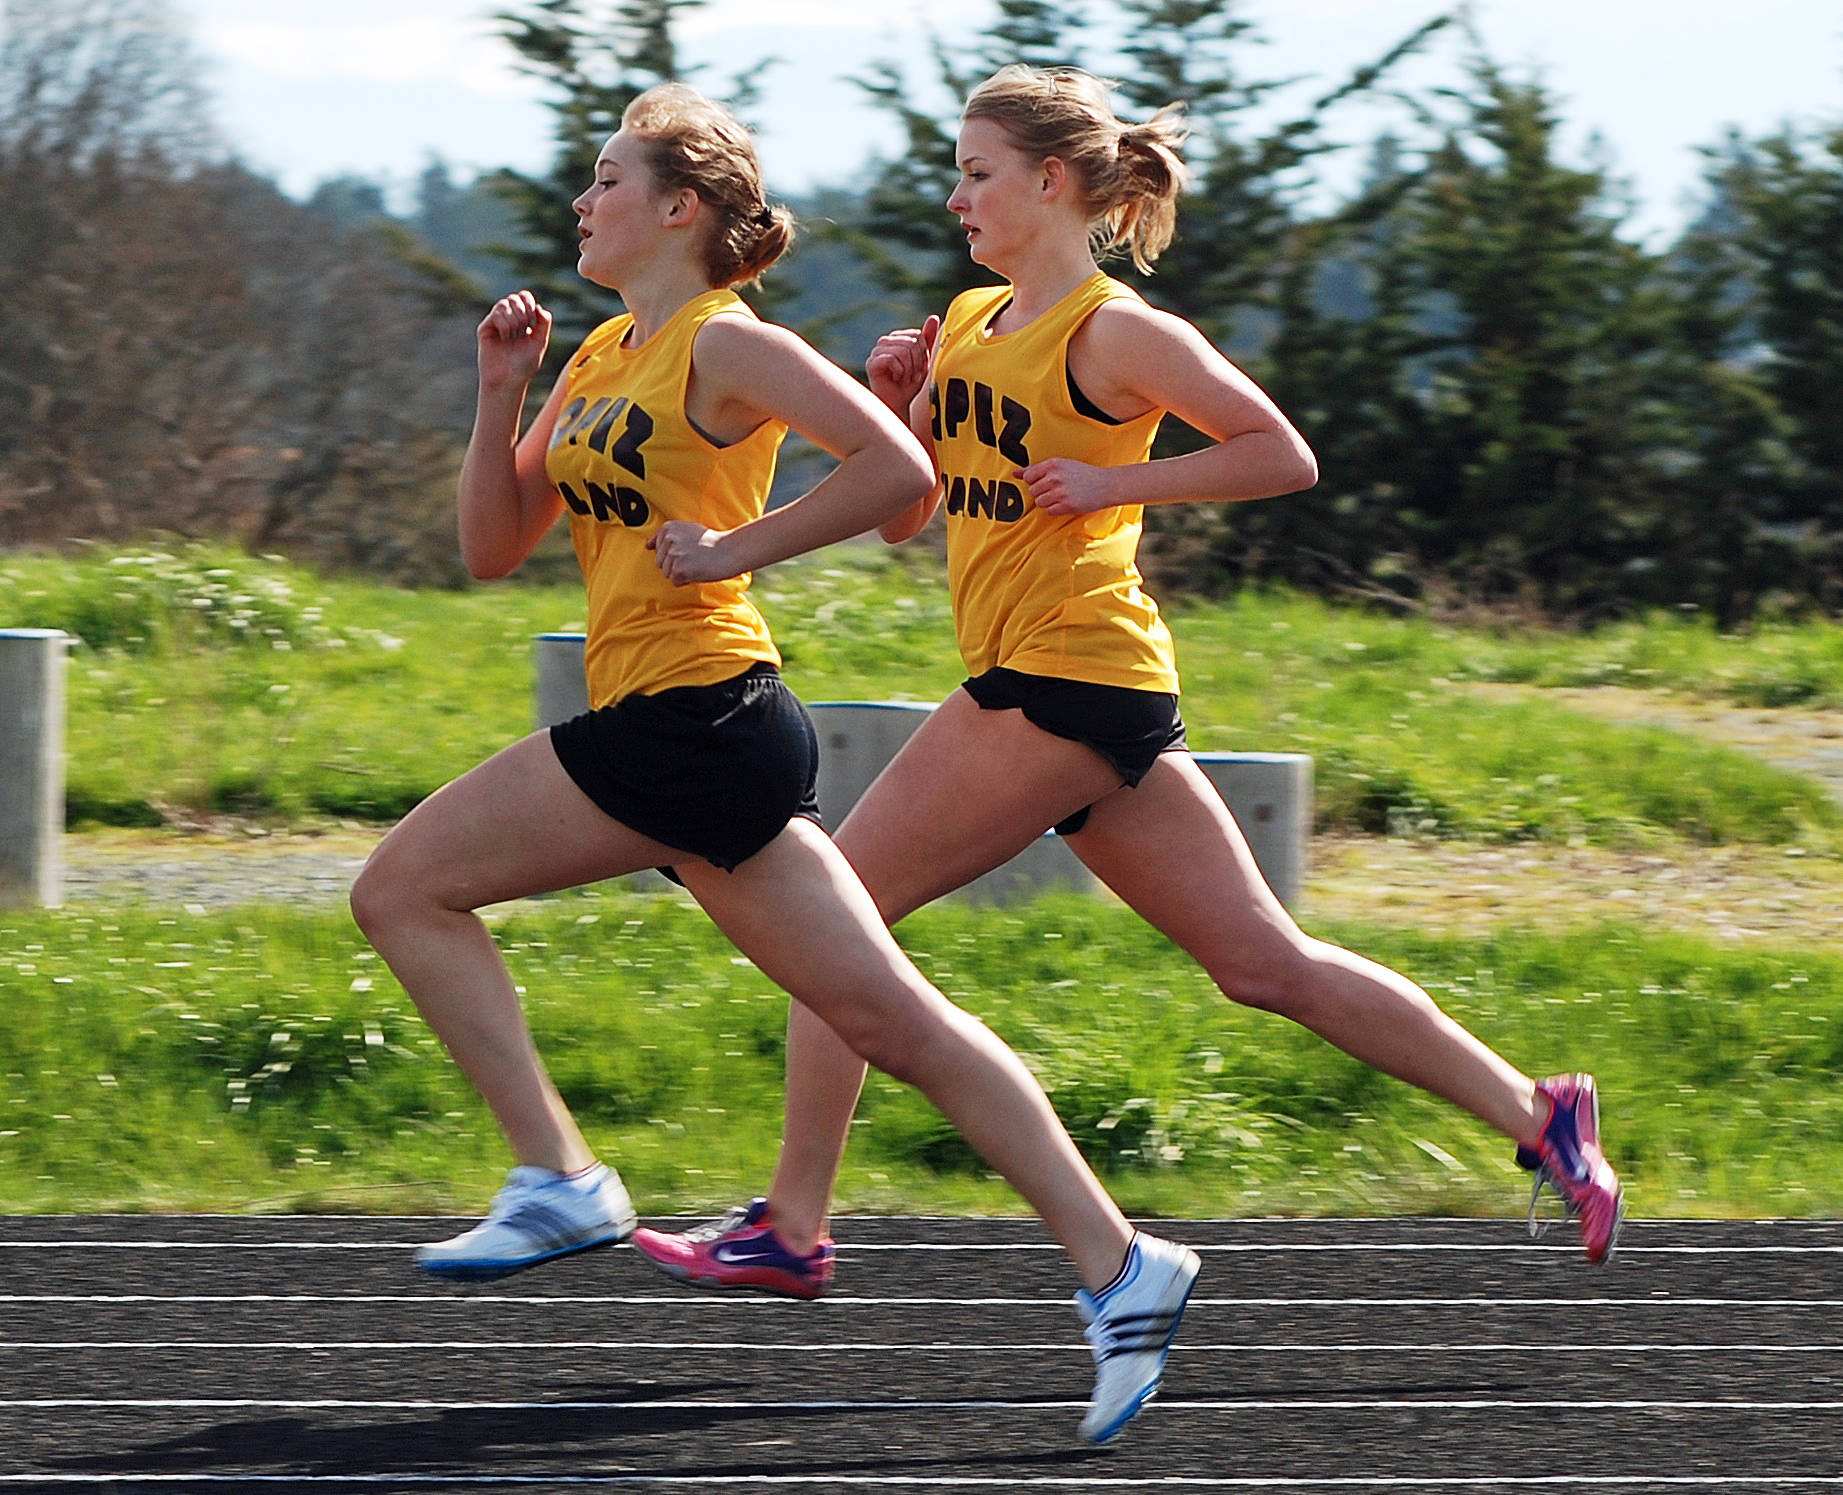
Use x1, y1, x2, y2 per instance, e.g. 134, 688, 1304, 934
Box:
636, 63, 1625, 1298
350, 81, 1198, 1447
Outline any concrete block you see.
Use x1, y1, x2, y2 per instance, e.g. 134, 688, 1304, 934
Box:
534, 632, 590, 729
1193, 751, 1313, 906
805, 701, 933, 829
808, 700, 1097, 902
0, 629, 68, 908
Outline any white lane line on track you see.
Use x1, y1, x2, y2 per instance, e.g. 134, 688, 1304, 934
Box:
4, 1396, 1843, 1412
3, 1294, 1839, 1307
9, 1481, 1843, 1490
1, 1240, 1837, 1255
8, 1340, 1843, 1352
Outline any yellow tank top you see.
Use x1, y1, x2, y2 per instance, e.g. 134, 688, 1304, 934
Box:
930, 273, 1178, 693
546, 289, 785, 706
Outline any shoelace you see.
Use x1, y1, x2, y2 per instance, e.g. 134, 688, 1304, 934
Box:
1525, 1163, 1578, 1239
682, 1204, 755, 1244
482, 1174, 543, 1222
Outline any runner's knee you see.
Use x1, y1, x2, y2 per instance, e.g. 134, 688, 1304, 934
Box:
822, 987, 963, 1087
1210, 932, 1324, 1016
347, 857, 398, 940
348, 844, 438, 938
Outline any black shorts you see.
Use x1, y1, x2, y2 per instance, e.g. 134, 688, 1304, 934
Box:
960, 666, 1186, 836
549, 663, 823, 872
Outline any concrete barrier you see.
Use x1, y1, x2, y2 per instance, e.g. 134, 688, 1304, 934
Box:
0, 629, 68, 908
804, 700, 931, 829
530, 635, 1309, 904
534, 632, 591, 729
1194, 751, 1313, 906
806, 701, 1097, 903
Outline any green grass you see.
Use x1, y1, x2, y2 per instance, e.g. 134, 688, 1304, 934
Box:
1451, 606, 1843, 708
3, 543, 1840, 849
1175, 594, 1842, 847
6, 543, 1843, 1220
0, 890, 1835, 1218
1170, 587, 1843, 709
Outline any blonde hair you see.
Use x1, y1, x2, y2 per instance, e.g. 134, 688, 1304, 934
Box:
963, 64, 1189, 274
620, 83, 795, 287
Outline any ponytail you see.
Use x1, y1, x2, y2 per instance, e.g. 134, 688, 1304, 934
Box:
963, 65, 1190, 273
721, 200, 796, 288
621, 84, 797, 287
1108, 107, 1188, 272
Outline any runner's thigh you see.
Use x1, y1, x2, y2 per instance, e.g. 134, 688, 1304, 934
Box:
360, 731, 685, 912
837, 688, 1124, 923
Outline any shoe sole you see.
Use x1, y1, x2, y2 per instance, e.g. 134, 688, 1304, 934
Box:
640, 1254, 830, 1301
1569, 1077, 1626, 1266
1590, 1192, 1627, 1266
416, 1225, 632, 1283
1083, 1249, 1202, 1447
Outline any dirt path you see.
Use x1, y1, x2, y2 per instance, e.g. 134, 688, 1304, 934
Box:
53, 825, 1841, 948
1299, 834, 1841, 943
61, 826, 379, 911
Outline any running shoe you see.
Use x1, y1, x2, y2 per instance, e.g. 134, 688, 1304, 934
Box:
1075, 1232, 1201, 1446
1521, 1073, 1625, 1264
416, 1162, 636, 1281
629, 1197, 836, 1300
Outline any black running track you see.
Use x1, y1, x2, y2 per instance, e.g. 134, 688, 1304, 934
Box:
1, 1215, 1840, 1490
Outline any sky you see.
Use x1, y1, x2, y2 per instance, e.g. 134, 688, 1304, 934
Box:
177, 0, 1843, 245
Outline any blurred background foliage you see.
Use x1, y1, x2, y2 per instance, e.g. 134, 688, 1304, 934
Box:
3, 0, 1843, 623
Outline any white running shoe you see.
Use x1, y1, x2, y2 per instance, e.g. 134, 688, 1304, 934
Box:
1075, 1232, 1201, 1445
416, 1162, 636, 1281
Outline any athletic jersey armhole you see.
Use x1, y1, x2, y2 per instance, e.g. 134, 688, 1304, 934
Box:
1065, 290, 1166, 431
682, 303, 780, 453
1066, 362, 1125, 426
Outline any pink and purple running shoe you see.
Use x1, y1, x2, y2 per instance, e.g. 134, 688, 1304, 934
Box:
630, 1197, 836, 1299
1517, 1073, 1625, 1264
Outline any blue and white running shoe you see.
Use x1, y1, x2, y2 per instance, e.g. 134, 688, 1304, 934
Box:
416, 1162, 636, 1281
1075, 1232, 1201, 1445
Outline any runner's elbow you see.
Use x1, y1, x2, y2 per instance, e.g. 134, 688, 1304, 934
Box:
1288, 451, 1319, 494
462, 545, 517, 581
892, 445, 936, 507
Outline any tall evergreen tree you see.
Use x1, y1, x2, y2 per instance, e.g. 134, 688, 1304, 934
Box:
1109, 5, 1451, 593
1117, 4, 1448, 335
845, 3, 1446, 342
847, 0, 1092, 313
1394, 52, 1681, 613
1653, 175, 1803, 624
486, 0, 705, 343
1691, 122, 1843, 610
1161, 33, 1704, 617
972, 0, 1090, 72
1179, 139, 1433, 598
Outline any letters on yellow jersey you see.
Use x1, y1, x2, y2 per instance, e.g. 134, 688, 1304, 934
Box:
930, 274, 1177, 691
548, 394, 656, 527
930, 376, 1032, 525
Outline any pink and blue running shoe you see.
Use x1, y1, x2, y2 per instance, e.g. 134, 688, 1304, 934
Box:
1518, 1073, 1625, 1264
630, 1198, 836, 1299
